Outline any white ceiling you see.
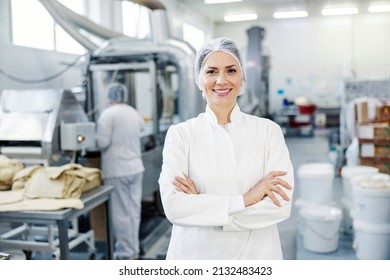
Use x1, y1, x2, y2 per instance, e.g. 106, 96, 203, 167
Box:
175, 0, 378, 23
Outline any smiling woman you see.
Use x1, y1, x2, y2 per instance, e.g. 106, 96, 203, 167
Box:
158, 37, 294, 260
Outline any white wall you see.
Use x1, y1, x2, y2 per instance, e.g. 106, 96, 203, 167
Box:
214, 13, 390, 113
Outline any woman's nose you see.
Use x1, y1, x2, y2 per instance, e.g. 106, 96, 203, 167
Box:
216, 73, 227, 84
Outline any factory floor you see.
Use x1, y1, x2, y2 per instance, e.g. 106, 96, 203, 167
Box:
0, 128, 357, 260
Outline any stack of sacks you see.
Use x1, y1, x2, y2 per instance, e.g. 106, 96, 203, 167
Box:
0, 156, 24, 191
23, 163, 103, 199
0, 163, 103, 211
12, 165, 44, 191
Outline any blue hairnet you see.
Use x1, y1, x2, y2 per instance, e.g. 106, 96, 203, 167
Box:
194, 38, 247, 95
106, 82, 128, 103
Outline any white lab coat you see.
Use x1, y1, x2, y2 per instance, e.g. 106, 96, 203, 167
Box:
96, 103, 145, 178
159, 104, 294, 259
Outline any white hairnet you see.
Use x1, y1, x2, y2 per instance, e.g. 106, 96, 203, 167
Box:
106, 82, 128, 103
194, 37, 247, 95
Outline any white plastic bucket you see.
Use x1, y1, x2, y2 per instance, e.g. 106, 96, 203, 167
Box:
341, 165, 379, 202
300, 205, 342, 253
353, 220, 390, 260
352, 173, 390, 224
294, 199, 338, 236
298, 163, 335, 204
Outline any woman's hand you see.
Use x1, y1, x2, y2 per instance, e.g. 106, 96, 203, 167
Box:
173, 174, 199, 195
243, 171, 292, 207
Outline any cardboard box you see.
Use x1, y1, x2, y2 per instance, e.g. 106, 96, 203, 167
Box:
360, 143, 390, 158
355, 102, 369, 124
358, 123, 390, 141
359, 158, 390, 174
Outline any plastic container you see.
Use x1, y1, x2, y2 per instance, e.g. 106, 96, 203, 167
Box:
300, 205, 342, 253
297, 163, 335, 204
353, 220, 390, 260
352, 173, 390, 224
341, 165, 379, 202
295, 198, 338, 236
298, 104, 316, 115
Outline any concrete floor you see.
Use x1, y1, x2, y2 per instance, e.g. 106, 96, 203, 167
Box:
280, 131, 356, 260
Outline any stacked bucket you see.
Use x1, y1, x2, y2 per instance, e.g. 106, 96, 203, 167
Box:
346, 169, 390, 260
340, 166, 379, 235
297, 162, 342, 253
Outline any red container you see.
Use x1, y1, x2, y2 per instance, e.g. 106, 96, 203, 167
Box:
298, 104, 317, 115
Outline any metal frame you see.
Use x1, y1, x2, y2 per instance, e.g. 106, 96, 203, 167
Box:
0, 185, 114, 260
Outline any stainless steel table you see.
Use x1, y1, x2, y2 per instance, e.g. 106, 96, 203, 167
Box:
0, 185, 114, 260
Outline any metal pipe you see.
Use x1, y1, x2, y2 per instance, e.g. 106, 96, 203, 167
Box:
125, 0, 165, 10
49, 0, 125, 40
39, 0, 98, 51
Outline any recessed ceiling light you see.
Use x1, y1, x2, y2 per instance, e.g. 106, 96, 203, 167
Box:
321, 7, 359, 16
224, 13, 258, 22
273, 10, 309, 19
368, 4, 390, 13
204, 0, 242, 4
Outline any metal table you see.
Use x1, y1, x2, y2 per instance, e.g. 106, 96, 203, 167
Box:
0, 185, 114, 260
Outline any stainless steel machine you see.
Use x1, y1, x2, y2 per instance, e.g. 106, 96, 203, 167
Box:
0, 89, 97, 259
0, 88, 90, 166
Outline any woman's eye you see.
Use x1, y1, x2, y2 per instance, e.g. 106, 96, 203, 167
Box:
206, 70, 217, 75
227, 68, 237, 74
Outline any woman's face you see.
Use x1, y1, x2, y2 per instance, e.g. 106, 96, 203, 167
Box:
199, 51, 242, 109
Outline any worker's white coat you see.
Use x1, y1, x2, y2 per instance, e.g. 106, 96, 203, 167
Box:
159, 105, 294, 259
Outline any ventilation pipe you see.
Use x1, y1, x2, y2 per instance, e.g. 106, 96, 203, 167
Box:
239, 26, 266, 116
39, 0, 125, 51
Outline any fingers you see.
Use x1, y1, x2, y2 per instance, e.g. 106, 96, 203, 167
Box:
270, 185, 290, 202
256, 172, 292, 207
268, 179, 291, 204
265, 190, 281, 207
173, 175, 199, 195
264, 170, 287, 179
271, 177, 293, 190
264, 171, 292, 191
183, 174, 199, 194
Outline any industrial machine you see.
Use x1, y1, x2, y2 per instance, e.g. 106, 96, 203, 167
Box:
36, 0, 204, 198
0, 88, 92, 166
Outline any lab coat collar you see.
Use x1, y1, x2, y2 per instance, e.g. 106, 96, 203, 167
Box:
205, 104, 241, 127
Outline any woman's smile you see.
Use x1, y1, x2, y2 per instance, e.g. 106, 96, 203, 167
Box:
213, 88, 232, 96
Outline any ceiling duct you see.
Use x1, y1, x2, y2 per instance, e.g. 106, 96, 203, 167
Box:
39, 0, 126, 51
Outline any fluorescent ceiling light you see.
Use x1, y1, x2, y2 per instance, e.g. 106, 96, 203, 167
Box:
224, 13, 258, 22
273, 10, 308, 19
368, 4, 390, 13
321, 7, 359, 16
205, 0, 242, 4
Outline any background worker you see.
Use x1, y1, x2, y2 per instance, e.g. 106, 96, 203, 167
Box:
96, 82, 145, 260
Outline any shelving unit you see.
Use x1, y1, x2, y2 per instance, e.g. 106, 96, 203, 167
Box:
340, 79, 390, 149
357, 124, 390, 174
